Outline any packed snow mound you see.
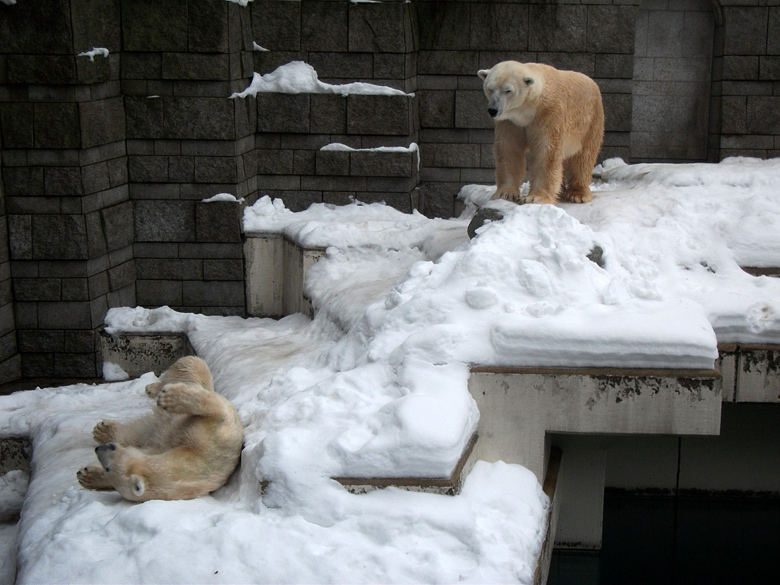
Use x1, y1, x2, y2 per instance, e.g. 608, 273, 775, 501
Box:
231, 61, 412, 98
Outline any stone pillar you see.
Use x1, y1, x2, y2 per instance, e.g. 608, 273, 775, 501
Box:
121, 0, 255, 316
0, 147, 20, 384
0, 0, 132, 379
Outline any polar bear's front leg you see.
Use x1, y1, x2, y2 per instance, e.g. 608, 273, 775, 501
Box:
491, 120, 527, 203
156, 383, 224, 417
525, 131, 563, 205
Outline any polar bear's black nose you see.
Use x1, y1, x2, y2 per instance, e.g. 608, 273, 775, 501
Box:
488, 107, 498, 118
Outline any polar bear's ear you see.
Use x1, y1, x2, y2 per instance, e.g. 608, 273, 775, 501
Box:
130, 475, 145, 498
477, 69, 490, 80
523, 76, 535, 86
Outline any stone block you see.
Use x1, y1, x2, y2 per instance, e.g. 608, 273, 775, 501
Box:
3, 167, 44, 198
129, 155, 168, 183
347, 95, 412, 135
348, 2, 411, 53
7, 55, 77, 85
204, 259, 244, 281
178, 242, 242, 259
34, 103, 80, 149
14, 279, 61, 303
256, 93, 311, 133
417, 1, 470, 51
351, 151, 413, 178
595, 54, 635, 80
55, 352, 98, 378
182, 280, 244, 307
121, 53, 162, 80
162, 53, 231, 81
470, 3, 529, 52
419, 90, 455, 129
107, 260, 136, 292
85, 211, 108, 257
196, 201, 242, 243
721, 96, 747, 134
43, 167, 82, 197
760, 57, 780, 81
193, 157, 238, 183
310, 94, 347, 134
316, 151, 350, 176
37, 301, 92, 330
169, 156, 195, 182
21, 353, 55, 378
586, 5, 637, 55
8, 216, 32, 260
32, 215, 89, 260
746, 96, 780, 134
0, 103, 34, 149
188, 0, 229, 53
455, 91, 492, 130
136, 279, 183, 306
529, 5, 587, 53
309, 53, 373, 82
122, 0, 188, 52
364, 176, 417, 194
134, 200, 196, 243
723, 7, 769, 57
770, 7, 780, 56
421, 143, 480, 169
293, 150, 316, 175
302, 1, 348, 52
71, 0, 121, 52
417, 51, 480, 77
79, 98, 126, 149
62, 278, 90, 301
101, 202, 135, 251
374, 53, 411, 81
258, 150, 294, 175
603, 93, 633, 133
164, 97, 236, 140
81, 162, 111, 194
251, 0, 300, 51
17, 330, 64, 353
0, 0, 72, 53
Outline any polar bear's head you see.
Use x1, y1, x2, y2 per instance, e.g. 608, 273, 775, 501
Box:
478, 61, 543, 125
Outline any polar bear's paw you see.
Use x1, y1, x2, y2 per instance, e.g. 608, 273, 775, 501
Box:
491, 189, 524, 204
77, 465, 112, 490
93, 420, 119, 444
156, 383, 197, 414
562, 186, 593, 204
522, 191, 557, 205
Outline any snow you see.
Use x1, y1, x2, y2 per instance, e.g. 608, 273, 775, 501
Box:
231, 61, 412, 99
202, 192, 244, 204
2, 157, 780, 583
77, 48, 109, 62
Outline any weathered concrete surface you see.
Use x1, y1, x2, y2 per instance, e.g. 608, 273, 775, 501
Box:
468, 367, 722, 483
719, 344, 780, 403
244, 235, 325, 319
0, 437, 31, 475
98, 329, 194, 378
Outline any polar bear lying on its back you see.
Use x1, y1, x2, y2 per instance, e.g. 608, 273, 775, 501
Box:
77, 356, 243, 502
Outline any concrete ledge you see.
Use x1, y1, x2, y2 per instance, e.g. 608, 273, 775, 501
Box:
0, 437, 31, 475
244, 234, 326, 318
99, 328, 194, 378
719, 343, 780, 403
468, 367, 722, 483
534, 447, 562, 585
332, 433, 478, 496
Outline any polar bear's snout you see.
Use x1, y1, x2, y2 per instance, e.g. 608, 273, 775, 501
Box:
96, 443, 117, 471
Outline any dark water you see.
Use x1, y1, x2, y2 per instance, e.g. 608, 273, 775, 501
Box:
548, 494, 780, 585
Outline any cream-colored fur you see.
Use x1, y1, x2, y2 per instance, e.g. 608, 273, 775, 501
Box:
77, 356, 243, 502
478, 61, 604, 205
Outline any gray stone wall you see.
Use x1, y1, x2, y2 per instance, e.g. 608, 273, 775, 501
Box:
0, 0, 779, 383
121, 0, 254, 318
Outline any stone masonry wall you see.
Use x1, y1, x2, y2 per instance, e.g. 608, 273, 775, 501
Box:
0, 0, 779, 383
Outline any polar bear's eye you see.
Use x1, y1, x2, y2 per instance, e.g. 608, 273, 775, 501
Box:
504, 89, 513, 94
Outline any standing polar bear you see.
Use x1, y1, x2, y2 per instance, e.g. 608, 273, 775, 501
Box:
478, 61, 604, 205
77, 356, 243, 502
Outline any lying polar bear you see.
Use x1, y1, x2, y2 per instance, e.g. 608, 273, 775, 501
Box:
77, 356, 243, 502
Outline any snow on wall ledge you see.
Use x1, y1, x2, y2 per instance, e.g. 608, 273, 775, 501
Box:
231, 61, 413, 98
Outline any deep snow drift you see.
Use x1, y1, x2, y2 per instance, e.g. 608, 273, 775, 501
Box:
2, 158, 780, 584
